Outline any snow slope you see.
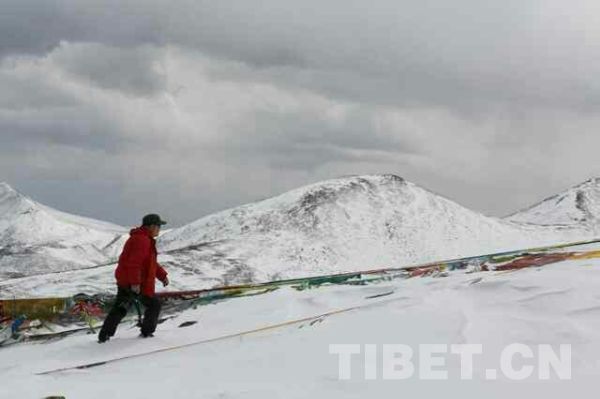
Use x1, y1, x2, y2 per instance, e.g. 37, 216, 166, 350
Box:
0, 182, 127, 280
2, 175, 599, 298
2, 242, 600, 398
157, 174, 595, 287
507, 177, 600, 227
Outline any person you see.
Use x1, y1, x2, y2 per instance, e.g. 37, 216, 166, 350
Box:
98, 214, 170, 343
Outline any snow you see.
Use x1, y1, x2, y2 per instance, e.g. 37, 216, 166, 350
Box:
3, 175, 600, 297
2, 243, 600, 398
157, 174, 599, 285
507, 177, 600, 226
0, 182, 127, 281
154, 175, 599, 286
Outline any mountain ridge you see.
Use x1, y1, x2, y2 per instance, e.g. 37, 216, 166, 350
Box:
2, 174, 599, 296
156, 174, 595, 289
506, 177, 600, 226
0, 181, 126, 280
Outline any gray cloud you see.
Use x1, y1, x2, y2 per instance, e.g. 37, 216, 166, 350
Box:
1, 1, 600, 226
49, 43, 167, 96
3, 0, 600, 110
0, 106, 122, 152
0, 70, 77, 110
219, 106, 422, 170
0, 0, 164, 57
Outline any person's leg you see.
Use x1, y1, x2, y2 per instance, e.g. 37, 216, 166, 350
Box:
139, 295, 162, 337
98, 287, 132, 342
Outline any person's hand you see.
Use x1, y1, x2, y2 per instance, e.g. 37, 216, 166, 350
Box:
131, 284, 141, 294
162, 277, 169, 287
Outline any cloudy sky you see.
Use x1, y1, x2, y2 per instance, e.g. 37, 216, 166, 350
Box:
2, 0, 600, 227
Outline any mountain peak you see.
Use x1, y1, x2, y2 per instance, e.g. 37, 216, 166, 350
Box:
292, 174, 406, 193
0, 182, 17, 195
507, 178, 600, 226
278, 174, 407, 215
160, 172, 492, 256
292, 173, 405, 199
577, 177, 600, 189
0, 182, 35, 214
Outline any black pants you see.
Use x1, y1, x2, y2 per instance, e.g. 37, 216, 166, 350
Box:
98, 286, 162, 340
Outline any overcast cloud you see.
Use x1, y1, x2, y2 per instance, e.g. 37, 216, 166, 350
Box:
2, 0, 600, 226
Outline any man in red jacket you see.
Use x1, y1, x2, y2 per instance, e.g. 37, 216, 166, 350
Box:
98, 214, 169, 343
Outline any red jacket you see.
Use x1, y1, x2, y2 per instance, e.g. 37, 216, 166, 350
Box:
115, 227, 168, 297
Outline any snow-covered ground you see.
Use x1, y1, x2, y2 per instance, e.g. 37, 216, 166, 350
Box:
4, 175, 600, 298
2, 242, 600, 398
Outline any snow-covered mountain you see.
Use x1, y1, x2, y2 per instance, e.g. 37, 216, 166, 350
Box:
506, 177, 600, 226
0, 182, 126, 280
157, 174, 594, 288
2, 175, 599, 297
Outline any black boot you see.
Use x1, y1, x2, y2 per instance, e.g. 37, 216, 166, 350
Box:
98, 333, 110, 343
139, 295, 162, 337
97, 287, 133, 342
